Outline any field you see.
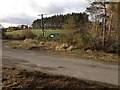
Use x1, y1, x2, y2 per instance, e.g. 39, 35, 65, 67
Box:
5, 29, 67, 37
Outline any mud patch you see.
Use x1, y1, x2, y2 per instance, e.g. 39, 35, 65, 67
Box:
90, 65, 97, 68
39, 66, 57, 71
20, 60, 29, 63
58, 66, 66, 68
24, 63, 38, 68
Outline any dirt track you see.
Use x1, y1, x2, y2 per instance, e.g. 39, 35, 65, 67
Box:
2, 42, 119, 86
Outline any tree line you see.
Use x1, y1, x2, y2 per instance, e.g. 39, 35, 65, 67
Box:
32, 12, 90, 30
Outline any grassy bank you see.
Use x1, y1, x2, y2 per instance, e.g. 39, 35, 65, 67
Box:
4, 40, 119, 64
5, 29, 67, 37
2, 66, 118, 89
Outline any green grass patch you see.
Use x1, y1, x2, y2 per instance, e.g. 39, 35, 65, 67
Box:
5, 30, 23, 35
5, 29, 68, 37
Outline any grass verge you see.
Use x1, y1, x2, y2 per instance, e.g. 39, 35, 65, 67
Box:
2, 66, 119, 89
4, 40, 119, 64
5, 29, 67, 37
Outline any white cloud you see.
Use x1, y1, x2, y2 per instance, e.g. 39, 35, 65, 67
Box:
0, 0, 89, 27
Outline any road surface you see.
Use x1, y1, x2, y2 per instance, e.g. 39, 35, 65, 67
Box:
2, 43, 119, 86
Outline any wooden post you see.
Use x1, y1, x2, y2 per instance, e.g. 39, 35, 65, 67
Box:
41, 14, 45, 37
38, 14, 46, 38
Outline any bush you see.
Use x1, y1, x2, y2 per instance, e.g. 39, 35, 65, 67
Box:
2, 28, 6, 39
58, 33, 84, 45
58, 34, 73, 44
11, 34, 20, 40
105, 39, 119, 54
72, 34, 85, 45
36, 34, 43, 40
21, 30, 35, 39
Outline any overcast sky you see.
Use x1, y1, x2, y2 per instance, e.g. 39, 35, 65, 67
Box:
0, 0, 90, 27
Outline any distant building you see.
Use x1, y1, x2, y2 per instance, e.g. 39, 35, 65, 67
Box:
17, 25, 28, 29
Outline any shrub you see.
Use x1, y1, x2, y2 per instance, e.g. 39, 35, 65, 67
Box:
105, 39, 119, 54
36, 34, 43, 40
5, 35, 12, 39
2, 28, 6, 39
21, 29, 35, 39
11, 34, 20, 40
72, 34, 85, 45
58, 33, 85, 46
58, 34, 73, 44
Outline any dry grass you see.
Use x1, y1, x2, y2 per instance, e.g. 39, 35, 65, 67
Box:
2, 66, 118, 89
4, 40, 119, 63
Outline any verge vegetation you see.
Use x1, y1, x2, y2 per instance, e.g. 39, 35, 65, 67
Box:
2, 66, 119, 89
4, 40, 119, 63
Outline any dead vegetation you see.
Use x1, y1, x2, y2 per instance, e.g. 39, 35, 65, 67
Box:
2, 66, 119, 89
4, 40, 119, 63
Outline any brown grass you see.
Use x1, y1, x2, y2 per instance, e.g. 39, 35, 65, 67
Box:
4, 40, 119, 64
2, 66, 118, 89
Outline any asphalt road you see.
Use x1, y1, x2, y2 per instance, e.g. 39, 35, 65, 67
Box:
2, 42, 119, 86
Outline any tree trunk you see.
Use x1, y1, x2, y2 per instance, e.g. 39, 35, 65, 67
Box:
102, 2, 107, 50
108, 13, 113, 37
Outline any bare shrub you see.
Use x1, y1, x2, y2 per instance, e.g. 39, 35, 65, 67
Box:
21, 29, 35, 39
